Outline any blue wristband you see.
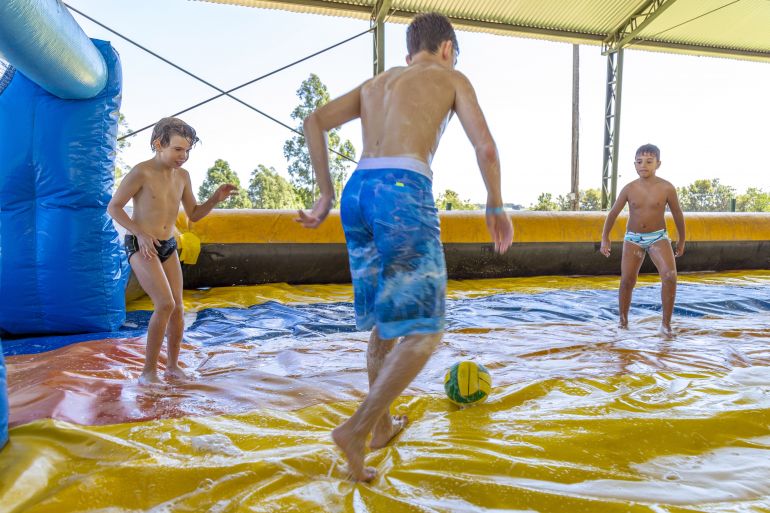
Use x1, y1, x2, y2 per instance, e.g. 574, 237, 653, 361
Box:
486, 206, 505, 215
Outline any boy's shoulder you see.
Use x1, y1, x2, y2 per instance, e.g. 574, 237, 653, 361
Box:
129, 159, 154, 176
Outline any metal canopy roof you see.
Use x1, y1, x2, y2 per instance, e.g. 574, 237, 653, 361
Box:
195, 0, 770, 62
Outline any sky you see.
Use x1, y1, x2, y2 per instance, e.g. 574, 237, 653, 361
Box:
62, 0, 770, 207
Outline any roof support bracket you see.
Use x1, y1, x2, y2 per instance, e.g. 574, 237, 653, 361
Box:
603, 0, 678, 54
371, 0, 392, 75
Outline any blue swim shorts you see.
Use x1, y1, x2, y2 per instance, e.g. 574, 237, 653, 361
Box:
624, 228, 669, 250
340, 157, 447, 339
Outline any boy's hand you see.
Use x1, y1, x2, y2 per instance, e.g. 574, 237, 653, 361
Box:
600, 238, 611, 257
296, 195, 333, 229
137, 232, 160, 260
485, 208, 513, 254
213, 184, 237, 203
675, 240, 686, 257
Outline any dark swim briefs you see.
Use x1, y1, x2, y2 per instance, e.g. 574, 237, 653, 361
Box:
124, 235, 178, 263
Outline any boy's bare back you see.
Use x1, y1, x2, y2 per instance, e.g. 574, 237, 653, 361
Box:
360, 62, 462, 161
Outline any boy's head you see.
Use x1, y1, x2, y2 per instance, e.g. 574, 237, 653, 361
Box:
406, 13, 459, 65
634, 143, 661, 177
635, 143, 660, 161
150, 117, 200, 152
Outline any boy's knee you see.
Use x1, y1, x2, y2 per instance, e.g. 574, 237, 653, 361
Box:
661, 270, 677, 285
410, 333, 442, 356
155, 298, 176, 316
620, 277, 637, 290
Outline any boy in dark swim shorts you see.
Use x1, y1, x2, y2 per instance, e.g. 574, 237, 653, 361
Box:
108, 118, 235, 384
297, 13, 513, 481
600, 144, 686, 338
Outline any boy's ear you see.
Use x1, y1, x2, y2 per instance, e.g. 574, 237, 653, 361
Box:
440, 40, 451, 60
406, 53, 412, 64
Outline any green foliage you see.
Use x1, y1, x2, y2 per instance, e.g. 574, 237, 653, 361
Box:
677, 178, 735, 212
555, 189, 602, 211
578, 188, 602, 211
435, 189, 476, 210
248, 164, 302, 209
736, 187, 770, 212
114, 112, 132, 189
283, 73, 357, 208
199, 159, 252, 209
531, 192, 559, 211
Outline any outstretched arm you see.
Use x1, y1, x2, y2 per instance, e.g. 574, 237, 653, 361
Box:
297, 84, 363, 229
600, 187, 629, 257
668, 184, 686, 257
180, 171, 235, 222
453, 71, 512, 254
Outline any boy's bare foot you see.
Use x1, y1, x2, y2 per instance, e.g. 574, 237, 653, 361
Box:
332, 422, 376, 482
370, 415, 408, 450
659, 324, 675, 339
618, 320, 629, 329
138, 371, 162, 385
165, 365, 190, 381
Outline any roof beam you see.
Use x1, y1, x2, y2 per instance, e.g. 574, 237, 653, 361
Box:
372, 0, 391, 24
603, 0, 679, 54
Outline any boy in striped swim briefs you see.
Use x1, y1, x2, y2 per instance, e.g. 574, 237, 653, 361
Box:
296, 13, 513, 481
600, 144, 686, 338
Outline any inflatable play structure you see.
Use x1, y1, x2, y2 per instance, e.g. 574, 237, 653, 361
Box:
0, 0, 127, 449
2, 1, 770, 511
176, 210, 770, 287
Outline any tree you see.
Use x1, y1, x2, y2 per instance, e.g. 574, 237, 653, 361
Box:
579, 188, 602, 211
677, 178, 735, 212
114, 112, 132, 189
283, 73, 357, 208
198, 159, 252, 209
248, 164, 302, 209
555, 188, 602, 211
435, 189, 476, 210
531, 192, 559, 211
736, 187, 770, 212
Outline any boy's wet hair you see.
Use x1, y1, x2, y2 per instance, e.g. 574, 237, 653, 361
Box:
407, 12, 459, 59
635, 143, 660, 160
150, 117, 200, 151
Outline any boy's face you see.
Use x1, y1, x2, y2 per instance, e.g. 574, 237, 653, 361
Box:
155, 134, 192, 169
634, 152, 661, 178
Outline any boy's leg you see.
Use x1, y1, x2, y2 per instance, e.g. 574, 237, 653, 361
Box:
647, 239, 677, 336
366, 327, 408, 450
619, 241, 646, 328
161, 252, 187, 379
333, 331, 442, 481
129, 256, 176, 384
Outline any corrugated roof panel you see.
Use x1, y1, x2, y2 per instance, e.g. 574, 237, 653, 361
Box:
192, 0, 770, 62
393, 0, 646, 34
192, 0, 375, 20
635, 0, 770, 54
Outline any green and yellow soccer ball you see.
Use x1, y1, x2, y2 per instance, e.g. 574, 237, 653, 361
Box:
444, 361, 492, 406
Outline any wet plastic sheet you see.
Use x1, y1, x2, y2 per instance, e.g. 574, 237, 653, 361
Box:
2, 272, 770, 512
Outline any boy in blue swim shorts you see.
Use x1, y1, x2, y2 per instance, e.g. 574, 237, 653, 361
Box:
600, 144, 686, 338
297, 13, 513, 481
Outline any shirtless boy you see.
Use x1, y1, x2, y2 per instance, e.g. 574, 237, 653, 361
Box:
600, 143, 686, 337
108, 117, 235, 384
297, 13, 514, 481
